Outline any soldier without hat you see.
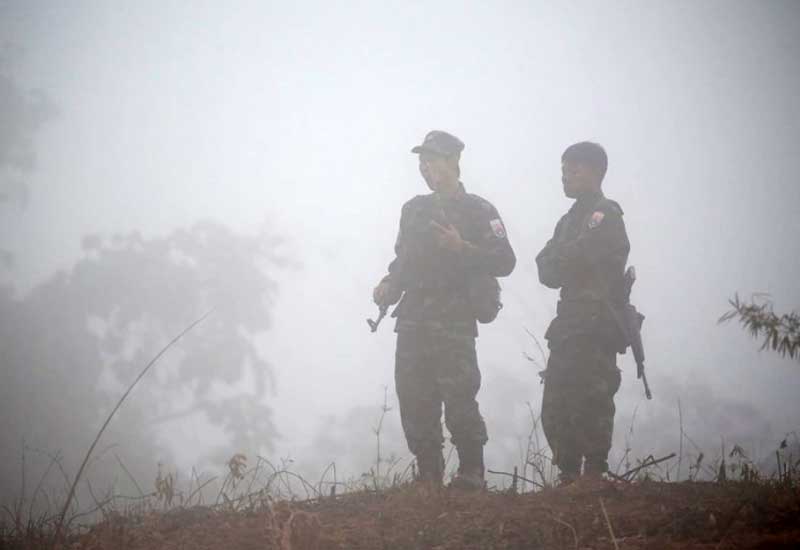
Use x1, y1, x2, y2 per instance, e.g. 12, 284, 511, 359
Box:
536, 142, 631, 484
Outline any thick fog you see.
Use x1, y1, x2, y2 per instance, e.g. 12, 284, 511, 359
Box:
1, 1, 799, 503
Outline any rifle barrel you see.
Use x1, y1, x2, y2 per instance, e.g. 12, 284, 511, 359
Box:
367, 304, 388, 333
641, 369, 652, 400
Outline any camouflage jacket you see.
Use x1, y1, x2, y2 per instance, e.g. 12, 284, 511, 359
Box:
384, 183, 516, 335
536, 192, 630, 348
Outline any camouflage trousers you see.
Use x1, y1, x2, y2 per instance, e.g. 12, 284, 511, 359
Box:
394, 326, 488, 457
540, 341, 621, 476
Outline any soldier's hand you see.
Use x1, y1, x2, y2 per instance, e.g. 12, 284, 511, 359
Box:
375, 279, 403, 306
373, 282, 388, 305
431, 220, 466, 253
373, 281, 397, 306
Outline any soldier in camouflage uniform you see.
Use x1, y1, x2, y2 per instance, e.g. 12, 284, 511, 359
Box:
536, 142, 630, 484
373, 130, 516, 489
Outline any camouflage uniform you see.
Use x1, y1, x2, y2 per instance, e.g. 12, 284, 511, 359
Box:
536, 191, 630, 478
384, 183, 515, 481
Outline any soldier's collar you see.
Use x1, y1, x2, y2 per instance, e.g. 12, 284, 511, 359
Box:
435, 181, 467, 202
571, 190, 604, 211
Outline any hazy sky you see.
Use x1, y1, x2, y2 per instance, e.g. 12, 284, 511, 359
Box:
2, 0, 799, 478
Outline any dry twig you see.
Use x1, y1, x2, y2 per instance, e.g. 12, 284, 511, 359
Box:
621, 453, 676, 481
488, 469, 544, 490
53, 310, 213, 543
549, 514, 578, 550
599, 498, 620, 550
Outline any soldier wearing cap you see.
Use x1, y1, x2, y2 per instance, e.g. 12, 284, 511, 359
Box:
373, 130, 516, 489
536, 142, 630, 485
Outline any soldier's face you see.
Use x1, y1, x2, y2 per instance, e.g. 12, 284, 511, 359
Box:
561, 160, 596, 198
419, 152, 455, 191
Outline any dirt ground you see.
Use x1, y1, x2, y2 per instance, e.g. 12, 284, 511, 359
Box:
12, 479, 800, 550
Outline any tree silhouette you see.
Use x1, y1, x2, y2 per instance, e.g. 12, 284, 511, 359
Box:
0, 70, 56, 183
1, 65, 58, 269
0, 220, 288, 507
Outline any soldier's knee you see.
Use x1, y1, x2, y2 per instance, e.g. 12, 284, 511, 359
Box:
446, 408, 486, 444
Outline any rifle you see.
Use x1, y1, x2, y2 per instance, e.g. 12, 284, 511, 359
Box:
620, 266, 652, 400
366, 194, 447, 333
367, 303, 389, 333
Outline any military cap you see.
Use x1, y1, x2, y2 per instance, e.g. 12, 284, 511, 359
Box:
411, 130, 465, 156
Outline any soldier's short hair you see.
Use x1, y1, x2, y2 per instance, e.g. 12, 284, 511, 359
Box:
562, 142, 608, 181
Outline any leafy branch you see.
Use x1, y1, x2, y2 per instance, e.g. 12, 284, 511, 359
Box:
719, 294, 800, 360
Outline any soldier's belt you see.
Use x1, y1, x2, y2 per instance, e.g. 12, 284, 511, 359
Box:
556, 299, 603, 317
407, 283, 468, 294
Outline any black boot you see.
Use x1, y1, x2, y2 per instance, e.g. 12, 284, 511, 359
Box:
583, 456, 609, 480
416, 449, 444, 485
556, 469, 579, 487
450, 443, 485, 490
554, 450, 581, 487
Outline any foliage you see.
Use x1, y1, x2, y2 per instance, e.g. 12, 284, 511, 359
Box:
0, 220, 287, 511
0, 69, 57, 187
0, 65, 59, 267
719, 294, 800, 360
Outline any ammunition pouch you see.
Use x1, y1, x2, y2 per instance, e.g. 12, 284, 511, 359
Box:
467, 274, 502, 324
545, 299, 627, 352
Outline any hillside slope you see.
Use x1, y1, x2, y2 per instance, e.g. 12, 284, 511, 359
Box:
21, 480, 800, 549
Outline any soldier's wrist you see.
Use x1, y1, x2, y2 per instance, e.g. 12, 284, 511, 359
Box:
459, 241, 481, 268
460, 240, 476, 254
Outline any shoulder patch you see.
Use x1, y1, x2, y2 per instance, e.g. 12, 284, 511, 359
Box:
587, 211, 605, 229
490, 218, 507, 238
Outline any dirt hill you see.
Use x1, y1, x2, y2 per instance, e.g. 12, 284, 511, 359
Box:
32, 478, 795, 550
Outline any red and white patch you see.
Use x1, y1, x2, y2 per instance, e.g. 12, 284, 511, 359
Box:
587, 211, 605, 229
489, 218, 506, 238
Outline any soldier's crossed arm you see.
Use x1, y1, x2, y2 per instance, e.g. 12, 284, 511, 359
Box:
536, 216, 569, 289
555, 204, 630, 273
